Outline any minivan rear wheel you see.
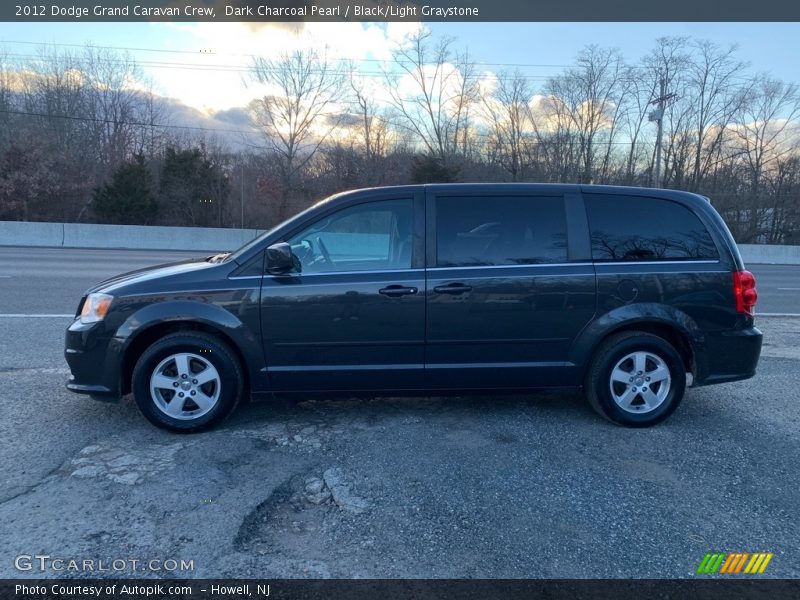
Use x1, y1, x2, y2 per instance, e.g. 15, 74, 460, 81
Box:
584, 331, 686, 427
131, 332, 243, 432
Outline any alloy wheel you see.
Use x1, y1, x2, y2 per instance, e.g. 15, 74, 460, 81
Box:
608, 350, 672, 414
149, 352, 221, 420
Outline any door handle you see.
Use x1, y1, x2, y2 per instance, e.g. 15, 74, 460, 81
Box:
379, 285, 418, 297
433, 283, 472, 295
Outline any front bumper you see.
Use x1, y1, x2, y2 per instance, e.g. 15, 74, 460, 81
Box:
64, 319, 121, 399
695, 325, 763, 386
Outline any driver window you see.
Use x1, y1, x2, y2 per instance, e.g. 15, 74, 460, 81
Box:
287, 199, 413, 273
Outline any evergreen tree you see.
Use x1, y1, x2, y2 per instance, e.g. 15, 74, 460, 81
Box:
159, 146, 228, 227
410, 154, 460, 184
91, 154, 158, 224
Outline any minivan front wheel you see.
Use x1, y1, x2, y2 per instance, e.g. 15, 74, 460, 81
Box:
132, 332, 243, 432
584, 332, 686, 427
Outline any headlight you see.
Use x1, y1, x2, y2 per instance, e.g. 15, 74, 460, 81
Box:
80, 293, 113, 324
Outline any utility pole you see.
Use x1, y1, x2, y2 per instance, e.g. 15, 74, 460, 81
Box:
240, 160, 245, 229
649, 76, 676, 188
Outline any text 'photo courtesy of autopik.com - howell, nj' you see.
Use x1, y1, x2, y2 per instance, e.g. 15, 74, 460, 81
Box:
0, 1, 799, 600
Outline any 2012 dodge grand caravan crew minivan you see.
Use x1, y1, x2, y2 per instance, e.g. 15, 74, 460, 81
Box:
65, 184, 762, 432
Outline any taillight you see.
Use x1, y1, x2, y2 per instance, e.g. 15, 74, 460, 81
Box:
733, 270, 757, 315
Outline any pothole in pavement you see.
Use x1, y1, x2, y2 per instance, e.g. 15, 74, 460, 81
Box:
234, 467, 371, 558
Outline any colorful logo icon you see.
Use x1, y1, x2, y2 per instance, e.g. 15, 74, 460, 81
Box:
696, 552, 773, 574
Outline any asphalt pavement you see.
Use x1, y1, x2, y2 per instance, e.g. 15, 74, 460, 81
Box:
0, 247, 201, 315
0, 247, 798, 579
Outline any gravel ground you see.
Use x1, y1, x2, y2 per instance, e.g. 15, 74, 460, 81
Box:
0, 317, 797, 579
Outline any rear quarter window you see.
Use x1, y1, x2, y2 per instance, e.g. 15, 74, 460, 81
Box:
584, 194, 719, 262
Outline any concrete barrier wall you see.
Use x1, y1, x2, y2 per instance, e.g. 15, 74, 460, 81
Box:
0, 221, 67, 247
739, 244, 800, 265
1, 221, 262, 252
2, 221, 800, 263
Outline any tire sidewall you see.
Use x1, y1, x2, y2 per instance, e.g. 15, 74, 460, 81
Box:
593, 335, 686, 427
132, 335, 241, 432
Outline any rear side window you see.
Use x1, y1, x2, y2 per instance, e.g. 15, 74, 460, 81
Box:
435, 196, 567, 267
584, 194, 718, 262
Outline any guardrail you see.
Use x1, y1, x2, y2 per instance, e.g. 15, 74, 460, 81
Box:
1, 221, 799, 263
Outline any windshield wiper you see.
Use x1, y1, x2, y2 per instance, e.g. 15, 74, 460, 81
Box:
206, 252, 231, 263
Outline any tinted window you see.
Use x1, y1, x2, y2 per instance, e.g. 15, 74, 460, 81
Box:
288, 199, 413, 273
435, 196, 567, 267
585, 194, 719, 262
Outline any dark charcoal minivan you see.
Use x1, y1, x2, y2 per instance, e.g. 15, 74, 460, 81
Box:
65, 184, 762, 431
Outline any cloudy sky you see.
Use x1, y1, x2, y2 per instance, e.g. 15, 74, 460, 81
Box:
2, 21, 799, 119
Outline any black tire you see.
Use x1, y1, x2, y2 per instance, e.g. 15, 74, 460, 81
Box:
131, 332, 244, 432
584, 331, 686, 427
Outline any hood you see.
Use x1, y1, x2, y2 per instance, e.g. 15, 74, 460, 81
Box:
86, 256, 220, 295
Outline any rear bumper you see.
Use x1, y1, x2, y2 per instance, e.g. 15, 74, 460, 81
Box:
64, 320, 122, 399
695, 326, 762, 386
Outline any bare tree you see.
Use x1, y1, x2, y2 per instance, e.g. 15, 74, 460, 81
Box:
685, 40, 748, 191
543, 46, 628, 183
348, 69, 390, 185
735, 76, 800, 194
618, 67, 656, 184
385, 30, 478, 165
768, 155, 800, 243
130, 82, 169, 159
249, 48, 345, 216
14, 46, 95, 220
732, 75, 800, 241
642, 37, 691, 186
479, 71, 534, 181
0, 47, 12, 148
81, 47, 141, 171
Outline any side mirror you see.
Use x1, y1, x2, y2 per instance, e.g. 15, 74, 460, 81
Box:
266, 242, 299, 275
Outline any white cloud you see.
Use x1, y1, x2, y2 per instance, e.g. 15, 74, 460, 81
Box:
148, 22, 423, 113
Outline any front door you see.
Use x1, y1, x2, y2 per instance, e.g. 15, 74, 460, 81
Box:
260, 192, 425, 393
425, 189, 596, 389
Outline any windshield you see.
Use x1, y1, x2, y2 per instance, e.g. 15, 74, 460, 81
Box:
227, 192, 348, 263
225, 223, 281, 263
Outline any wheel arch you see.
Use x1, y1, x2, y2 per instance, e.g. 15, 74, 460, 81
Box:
593, 321, 695, 374
116, 303, 259, 396
572, 304, 704, 383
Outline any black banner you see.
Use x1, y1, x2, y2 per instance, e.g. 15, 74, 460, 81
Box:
3, 0, 800, 22
3, 579, 800, 600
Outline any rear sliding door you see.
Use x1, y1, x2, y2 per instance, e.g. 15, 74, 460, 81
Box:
424, 189, 597, 390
